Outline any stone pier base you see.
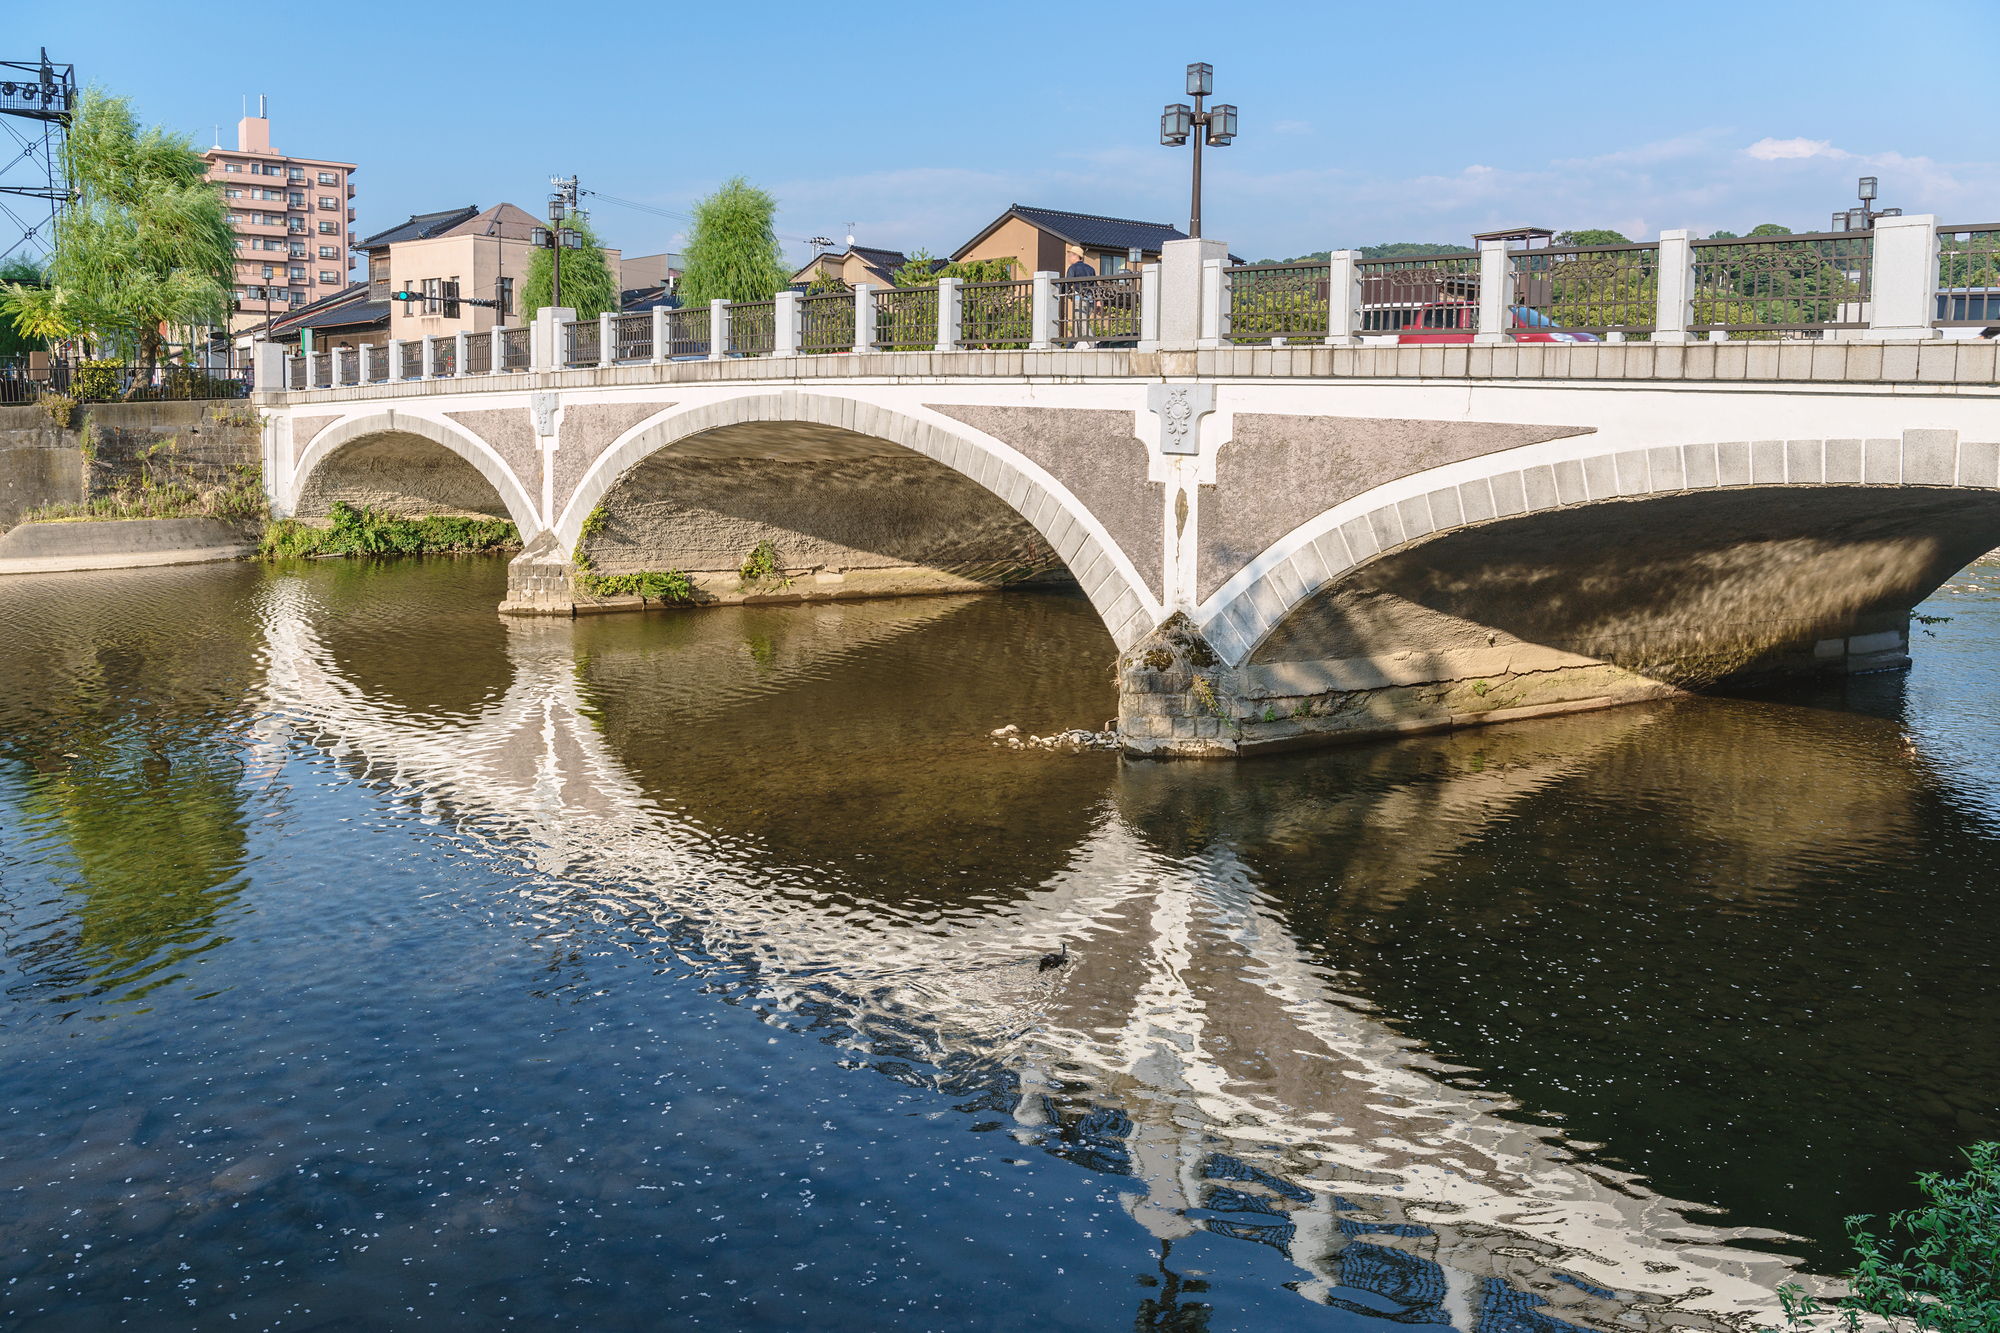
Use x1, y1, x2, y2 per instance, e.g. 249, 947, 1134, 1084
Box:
1117, 612, 1913, 760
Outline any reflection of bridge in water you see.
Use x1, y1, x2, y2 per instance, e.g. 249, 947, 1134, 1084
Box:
250, 577, 1807, 1330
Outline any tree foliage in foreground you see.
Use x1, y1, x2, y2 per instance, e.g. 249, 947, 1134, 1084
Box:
520, 215, 618, 321
0, 89, 233, 368
678, 177, 790, 307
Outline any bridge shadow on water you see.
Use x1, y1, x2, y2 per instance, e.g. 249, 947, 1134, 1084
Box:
2, 554, 1995, 1331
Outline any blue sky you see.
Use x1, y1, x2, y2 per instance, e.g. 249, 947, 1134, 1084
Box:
20, 0, 1997, 268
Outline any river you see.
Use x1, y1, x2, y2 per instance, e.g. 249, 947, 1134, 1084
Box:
2, 555, 1996, 1332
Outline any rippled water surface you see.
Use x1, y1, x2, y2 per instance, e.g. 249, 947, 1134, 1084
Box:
2, 555, 1997, 1333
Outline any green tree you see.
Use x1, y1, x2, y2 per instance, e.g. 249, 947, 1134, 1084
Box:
519, 214, 618, 320
679, 177, 789, 306
0, 257, 47, 358
0, 89, 233, 373
888, 248, 1015, 288
1750, 223, 1794, 236
1555, 229, 1632, 247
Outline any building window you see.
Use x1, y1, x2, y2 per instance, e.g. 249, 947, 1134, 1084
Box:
289, 243, 306, 258
498, 276, 513, 318
318, 245, 337, 259
287, 167, 303, 181
318, 220, 338, 235
262, 265, 274, 279
318, 171, 337, 185
288, 218, 304, 232
224, 188, 241, 199
290, 266, 305, 281
223, 163, 242, 173
423, 277, 440, 316
288, 192, 304, 207
320, 272, 338, 285
318, 197, 337, 210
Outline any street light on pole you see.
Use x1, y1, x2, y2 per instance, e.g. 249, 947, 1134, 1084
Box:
1160, 62, 1236, 239
530, 179, 585, 311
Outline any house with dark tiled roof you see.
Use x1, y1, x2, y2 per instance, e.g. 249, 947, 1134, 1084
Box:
951, 205, 1192, 279
261, 281, 386, 352
354, 203, 607, 338
791, 244, 932, 291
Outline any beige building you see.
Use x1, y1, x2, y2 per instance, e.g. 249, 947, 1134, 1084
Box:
790, 245, 918, 290
358, 204, 619, 338
203, 99, 356, 334
952, 204, 1188, 279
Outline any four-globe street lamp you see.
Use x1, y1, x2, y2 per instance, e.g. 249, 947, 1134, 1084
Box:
1160, 63, 1237, 239
532, 179, 586, 310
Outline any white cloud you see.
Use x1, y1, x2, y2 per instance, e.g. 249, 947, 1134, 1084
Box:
1744, 137, 1847, 161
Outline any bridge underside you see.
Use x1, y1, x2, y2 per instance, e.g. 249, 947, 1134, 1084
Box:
502, 420, 1074, 616
1122, 486, 2000, 757
296, 433, 513, 524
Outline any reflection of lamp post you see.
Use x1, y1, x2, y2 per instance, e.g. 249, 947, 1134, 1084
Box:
1159, 63, 1236, 239
1833, 176, 1902, 232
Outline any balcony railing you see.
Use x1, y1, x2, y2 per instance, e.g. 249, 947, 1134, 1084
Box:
1935, 224, 2000, 327
1689, 231, 1872, 334
1509, 242, 1661, 336
1223, 263, 1328, 343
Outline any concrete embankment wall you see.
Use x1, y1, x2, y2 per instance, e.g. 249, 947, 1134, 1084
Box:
0, 401, 262, 530
0, 517, 263, 573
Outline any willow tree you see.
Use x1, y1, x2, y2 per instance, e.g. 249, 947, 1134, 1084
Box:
520, 214, 618, 320
679, 177, 789, 306
0, 89, 233, 371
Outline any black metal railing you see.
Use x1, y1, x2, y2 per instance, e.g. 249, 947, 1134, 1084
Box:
565, 319, 601, 367
465, 331, 492, 374
399, 341, 422, 380
433, 338, 456, 377
499, 328, 530, 371
287, 356, 306, 389
1, 362, 255, 403
730, 300, 776, 356
1357, 253, 1481, 333
1225, 263, 1328, 342
1936, 224, 2000, 327
665, 307, 709, 358
311, 351, 332, 385
336, 351, 358, 386
801, 292, 855, 353
1689, 231, 1872, 333
959, 279, 1035, 348
614, 313, 652, 362
872, 287, 936, 351
1055, 273, 1143, 345
1509, 242, 1660, 335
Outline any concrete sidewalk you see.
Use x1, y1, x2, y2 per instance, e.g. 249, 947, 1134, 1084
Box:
0, 517, 261, 576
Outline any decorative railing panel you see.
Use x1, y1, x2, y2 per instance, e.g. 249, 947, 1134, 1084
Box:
959, 279, 1034, 348
873, 287, 937, 351
1689, 231, 1871, 333
336, 351, 358, 386
433, 339, 456, 377
1055, 273, 1143, 345
801, 293, 855, 354
1357, 253, 1481, 333
499, 328, 530, 371
311, 351, 332, 385
1936, 225, 2000, 327
1509, 243, 1660, 335
614, 313, 652, 362
565, 319, 600, 367
665, 308, 709, 358
287, 356, 306, 389
1224, 264, 1327, 342
399, 341, 422, 380
465, 331, 492, 374
729, 301, 776, 356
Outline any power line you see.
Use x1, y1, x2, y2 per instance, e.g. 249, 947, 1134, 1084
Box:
578, 188, 820, 248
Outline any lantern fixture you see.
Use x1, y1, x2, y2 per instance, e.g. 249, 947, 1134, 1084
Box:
1857, 176, 1877, 201
1186, 62, 1212, 97
1158, 63, 1239, 238
1160, 103, 1192, 145
1206, 104, 1237, 146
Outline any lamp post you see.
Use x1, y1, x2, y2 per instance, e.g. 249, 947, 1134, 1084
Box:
1833, 176, 1902, 232
531, 177, 585, 310
1159, 63, 1237, 239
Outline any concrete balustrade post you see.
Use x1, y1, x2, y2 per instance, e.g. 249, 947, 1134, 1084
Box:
454, 331, 469, 378
708, 299, 729, 362
529, 307, 572, 373
486, 327, 504, 375
1029, 272, 1055, 350
1652, 230, 1694, 343
774, 291, 801, 357
1198, 260, 1224, 348
421, 335, 437, 379
934, 276, 961, 352
852, 285, 874, 355
386, 338, 404, 381
1861, 213, 1942, 341
651, 305, 668, 364
358, 343, 373, 383
330, 347, 345, 386
1157, 238, 1227, 350
1326, 250, 1363, 345
1474, 240, 1511, 345
251, 340, 283, 394
598, 311, 615, 367
1137, 263, 1161, 352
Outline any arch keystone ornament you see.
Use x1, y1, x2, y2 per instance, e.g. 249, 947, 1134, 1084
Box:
1147, 383, 1213, 456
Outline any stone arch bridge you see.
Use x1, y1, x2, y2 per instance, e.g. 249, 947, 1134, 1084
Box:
261, 338, 2000, 756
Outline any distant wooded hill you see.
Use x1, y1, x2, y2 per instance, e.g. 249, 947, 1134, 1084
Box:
1252, 243, 1468, 263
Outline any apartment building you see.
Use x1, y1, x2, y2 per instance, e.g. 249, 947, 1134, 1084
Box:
203, 99, 357, 334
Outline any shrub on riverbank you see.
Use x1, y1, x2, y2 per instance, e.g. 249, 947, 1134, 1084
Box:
1772, 1140, 1999, 1332
23, 461, 267, 523
261, 502, 518, 559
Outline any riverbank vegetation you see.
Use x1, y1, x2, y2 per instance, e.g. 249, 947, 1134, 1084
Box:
23, 459, 267, 524
260, 502, 518, 559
